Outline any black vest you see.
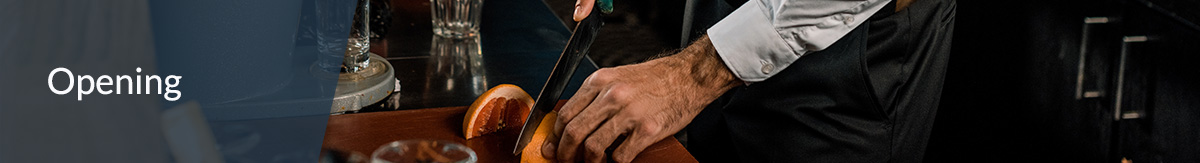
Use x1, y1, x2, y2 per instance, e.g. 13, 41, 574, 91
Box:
686, 0, 956, 162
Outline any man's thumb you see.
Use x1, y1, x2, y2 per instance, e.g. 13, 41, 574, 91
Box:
573, 0, 595, 22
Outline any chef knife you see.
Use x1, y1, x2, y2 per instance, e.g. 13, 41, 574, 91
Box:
513, 1, 611, 155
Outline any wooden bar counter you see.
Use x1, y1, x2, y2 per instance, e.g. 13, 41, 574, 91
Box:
322, 100, 698, 162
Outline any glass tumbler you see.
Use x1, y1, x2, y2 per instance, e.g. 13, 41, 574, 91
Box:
430, 0, 483, 38
371, 140, 477, 163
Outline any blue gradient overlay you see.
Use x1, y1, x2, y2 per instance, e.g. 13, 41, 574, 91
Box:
1, 0, 350, 162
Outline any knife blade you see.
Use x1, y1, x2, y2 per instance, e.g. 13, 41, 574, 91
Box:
512, 8, 607, 155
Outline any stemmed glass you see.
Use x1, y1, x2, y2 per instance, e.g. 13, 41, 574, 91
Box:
316, 0, 371, 73
343, 0, 371, 73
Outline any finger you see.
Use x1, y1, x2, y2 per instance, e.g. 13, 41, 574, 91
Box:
557, 70, 617, 137
540, 132, 559, 160
611, 123, 662, 163
557, 89, 620, 162
555, 77, 603, 137
574, 0, 596, 22
582, 118, 629, 163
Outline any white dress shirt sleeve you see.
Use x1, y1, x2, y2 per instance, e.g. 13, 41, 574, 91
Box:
708, 0, 891, 82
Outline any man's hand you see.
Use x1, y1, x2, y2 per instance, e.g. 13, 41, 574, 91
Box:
540, 36, 741, 163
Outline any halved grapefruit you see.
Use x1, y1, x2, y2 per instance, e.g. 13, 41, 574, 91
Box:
520, 111, 557, 163
462, 84, 535, 139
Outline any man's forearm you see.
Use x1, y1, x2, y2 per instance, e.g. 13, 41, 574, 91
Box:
659, 35, 742, 99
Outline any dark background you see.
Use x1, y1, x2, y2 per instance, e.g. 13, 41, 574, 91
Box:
541, 0, 1200, 162
927, 0, 1200, 162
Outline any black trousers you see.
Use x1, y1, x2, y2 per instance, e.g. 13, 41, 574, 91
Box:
685, 0, 956, 162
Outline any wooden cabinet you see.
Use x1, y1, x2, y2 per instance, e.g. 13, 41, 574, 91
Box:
925, 0, 1200, 162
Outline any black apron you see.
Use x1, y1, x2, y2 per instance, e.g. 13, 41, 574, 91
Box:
685, 0, 956, 162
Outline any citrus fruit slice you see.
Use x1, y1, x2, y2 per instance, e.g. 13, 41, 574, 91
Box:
463, 84, 535, 139
520, 111, 557, 163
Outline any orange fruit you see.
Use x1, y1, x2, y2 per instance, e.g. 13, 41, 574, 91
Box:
520, 111, 557, 163
463, 84, 535, 139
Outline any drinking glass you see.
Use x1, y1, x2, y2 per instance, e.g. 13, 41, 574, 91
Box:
429, 35, 486, 95
371, 140, 477, 163
430, 0, 483, 38
344, 0, 372, 73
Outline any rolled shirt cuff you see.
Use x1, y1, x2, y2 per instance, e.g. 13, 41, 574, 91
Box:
707, 1, 804, 82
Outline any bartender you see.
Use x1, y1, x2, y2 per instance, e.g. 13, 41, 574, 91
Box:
541, 0, 955, 162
